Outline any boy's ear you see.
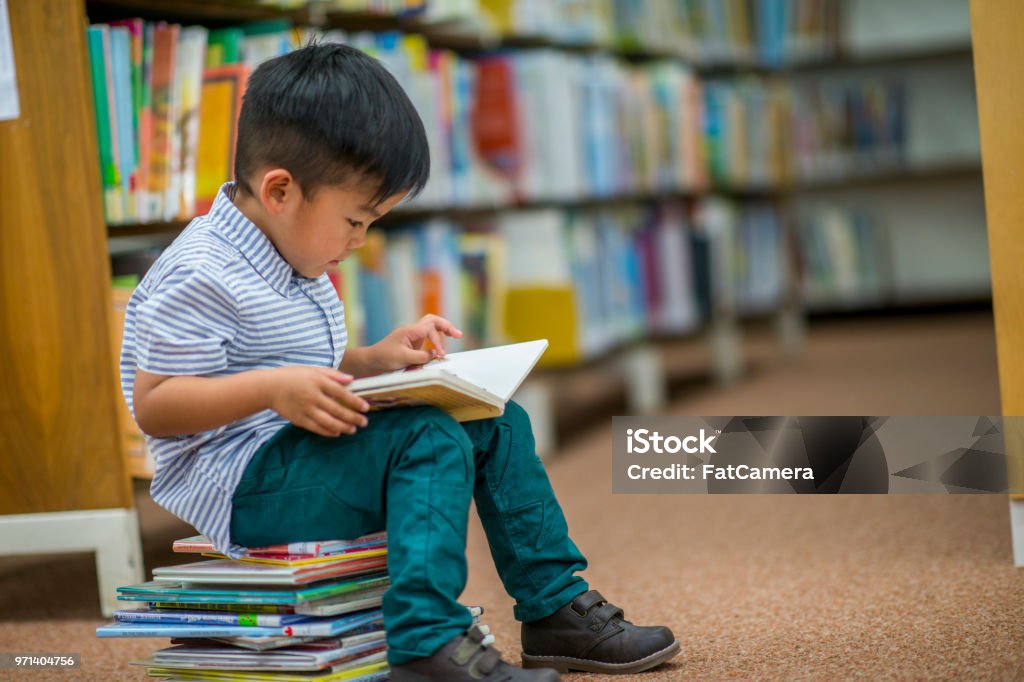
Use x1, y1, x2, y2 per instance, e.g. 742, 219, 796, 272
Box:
258, 168, 297, 215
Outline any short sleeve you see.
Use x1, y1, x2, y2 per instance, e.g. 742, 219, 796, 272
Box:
134, 266, 240, 376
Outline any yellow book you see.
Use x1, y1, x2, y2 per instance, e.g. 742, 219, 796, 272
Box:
196, 65, 247, 214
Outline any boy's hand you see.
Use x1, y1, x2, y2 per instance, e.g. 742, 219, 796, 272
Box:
268, 366, 369, 437
373, 314, 464, 371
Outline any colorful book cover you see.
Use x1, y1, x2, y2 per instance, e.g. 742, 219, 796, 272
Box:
195, 64, 247, 214
114, 609, 309, 627
86, 25, 120, 223
110, 18, 144, 213
177, 626, 384, 652
207, 27, 244, 68
459, 232, 506, 349
356, 232, 393, 346
118, 575, 390, 605
110, 26, 136, 221
201, 548, 387, 568
139, 658, 388, 681
96, 609, 383, 639
151, 556, 387, 585
140, 637, 386, 671
172, 532, 386, 558
137, 21, 154, 221
472, 56, 521, 184
173, 25, 208, 219
148, 22, 179, 221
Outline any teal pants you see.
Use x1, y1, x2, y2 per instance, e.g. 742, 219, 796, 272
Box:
230, 401, 589, 665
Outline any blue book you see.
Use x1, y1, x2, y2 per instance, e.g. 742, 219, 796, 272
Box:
110, 26, 135, 220
117, 575, 389, 605
113, 609, 310, 627
96, 609, 383, 638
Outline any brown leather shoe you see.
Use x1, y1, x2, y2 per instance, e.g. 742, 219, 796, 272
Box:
520, 590, 680, 674
392, 625, 561, 681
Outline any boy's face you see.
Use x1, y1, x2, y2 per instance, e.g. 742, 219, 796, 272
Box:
267, 177, 406, 279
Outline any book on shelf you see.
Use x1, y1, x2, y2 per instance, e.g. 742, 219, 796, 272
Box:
349, 339, 548, 422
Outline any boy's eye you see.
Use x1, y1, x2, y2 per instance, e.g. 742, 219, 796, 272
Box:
347, 219, 364, 229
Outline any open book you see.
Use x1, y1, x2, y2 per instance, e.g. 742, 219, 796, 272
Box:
349, 339, 548, 422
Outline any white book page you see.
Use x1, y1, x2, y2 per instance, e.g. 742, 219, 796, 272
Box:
358, 337, 552, 401
398, 340, 548, 401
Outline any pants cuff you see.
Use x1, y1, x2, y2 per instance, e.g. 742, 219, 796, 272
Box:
514, 578, 590, 623
386, 621, 469, 666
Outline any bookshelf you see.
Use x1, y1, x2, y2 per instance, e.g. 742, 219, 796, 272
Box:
11, 1, 984, 462
89, 1, 988, 456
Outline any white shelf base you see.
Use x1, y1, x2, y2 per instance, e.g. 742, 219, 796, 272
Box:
1011, 499, 1024, 567
0, 508, 144, 616
620, 344, 668, 415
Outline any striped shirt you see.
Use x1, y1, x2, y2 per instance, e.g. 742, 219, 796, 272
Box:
120, 183, 347, 559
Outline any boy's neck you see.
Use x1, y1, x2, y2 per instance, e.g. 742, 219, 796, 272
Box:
231, 186, 279, 245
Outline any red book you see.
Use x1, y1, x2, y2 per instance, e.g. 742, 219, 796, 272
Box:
472, 56, 522, 185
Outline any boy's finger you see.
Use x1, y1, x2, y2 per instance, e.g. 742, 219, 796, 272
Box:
319, 368, 354, 384
403, 347, 434, 366
320, 396, 368, 428
428, 328, 446, 356
320, 378, 370, 411
304, 411, 347, 437
433, 316, 463, 338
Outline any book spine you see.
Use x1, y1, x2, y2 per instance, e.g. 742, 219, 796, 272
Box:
149, 601, 290, 614
86, 26, 119, 224
97, 622, 285, 637
281, 611, 379, 637
115, 609, 299, 626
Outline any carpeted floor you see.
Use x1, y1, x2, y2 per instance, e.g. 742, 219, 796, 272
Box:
2, 311, 1021, 681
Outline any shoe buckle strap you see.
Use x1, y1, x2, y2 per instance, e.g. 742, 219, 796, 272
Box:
570, 590, 607, 617
467, 646, 502, 678
450, 638, 482, 666
587, 602, 625, 632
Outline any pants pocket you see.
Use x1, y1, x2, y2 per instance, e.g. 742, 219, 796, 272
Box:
505, 499, 556, 553
231, 484, 376, 548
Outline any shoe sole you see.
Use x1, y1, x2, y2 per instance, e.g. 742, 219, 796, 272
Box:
521, 640, 681, 675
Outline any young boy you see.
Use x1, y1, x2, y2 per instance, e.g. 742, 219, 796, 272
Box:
121, 43, 679, 681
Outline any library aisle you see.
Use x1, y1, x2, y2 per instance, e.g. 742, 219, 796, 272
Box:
2, 311, 1020, 680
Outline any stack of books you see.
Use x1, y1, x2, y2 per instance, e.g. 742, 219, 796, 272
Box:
96, 532, 492, 680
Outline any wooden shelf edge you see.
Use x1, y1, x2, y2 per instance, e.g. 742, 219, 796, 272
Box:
128, 456, 154, 480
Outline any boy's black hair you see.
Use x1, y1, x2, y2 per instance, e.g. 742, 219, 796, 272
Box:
234, 42, 430, 204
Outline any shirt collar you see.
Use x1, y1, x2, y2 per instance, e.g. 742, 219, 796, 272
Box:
208, 182, 295, 296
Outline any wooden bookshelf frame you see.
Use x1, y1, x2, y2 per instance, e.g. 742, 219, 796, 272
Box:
0, 0, 142, 617
969, 0, 1024, 565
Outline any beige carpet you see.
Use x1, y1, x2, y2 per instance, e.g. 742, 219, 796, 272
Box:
3, 312, 1021, 681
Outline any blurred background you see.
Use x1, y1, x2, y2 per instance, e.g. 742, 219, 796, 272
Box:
88, 0, 994, 466
3, 0, 1018, 679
